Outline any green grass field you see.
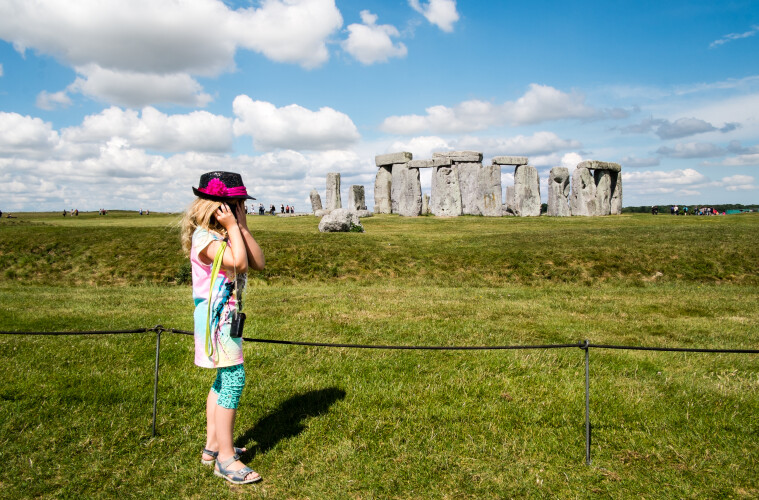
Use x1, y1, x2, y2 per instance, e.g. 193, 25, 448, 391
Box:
1, 211, 757, 498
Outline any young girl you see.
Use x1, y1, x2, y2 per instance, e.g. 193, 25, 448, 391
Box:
180, 171, 265, 484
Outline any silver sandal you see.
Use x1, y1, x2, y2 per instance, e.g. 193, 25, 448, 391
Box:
214, 454, 261, 484
201, 447, 245, 466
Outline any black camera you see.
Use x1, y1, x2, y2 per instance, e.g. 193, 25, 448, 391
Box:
230, 312, 246, 338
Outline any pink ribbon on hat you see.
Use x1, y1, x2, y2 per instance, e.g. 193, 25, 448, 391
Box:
199, 178, 248, 197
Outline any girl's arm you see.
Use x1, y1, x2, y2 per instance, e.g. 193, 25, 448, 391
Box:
235, 202, 265, 271
202, 203, 248, 274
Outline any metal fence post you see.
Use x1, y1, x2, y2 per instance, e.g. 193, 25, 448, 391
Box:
152, 325, 164, 438
583, 339, 591, 465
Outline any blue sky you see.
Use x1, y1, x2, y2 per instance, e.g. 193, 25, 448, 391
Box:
1, 0, 757, 212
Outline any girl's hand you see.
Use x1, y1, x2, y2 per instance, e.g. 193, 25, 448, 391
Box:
235, 202, 249, 230
214, 203, 238, 230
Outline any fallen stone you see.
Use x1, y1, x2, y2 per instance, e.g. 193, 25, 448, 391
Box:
348, 185, 367, 211
492, 156, 528, 166
478, 164, 503, 216
547, 167, 571, 216
309, 189, 323, 213
577, 160, 621, 172
513, 165, 541, 217
430, 165, 462, 216
375, 152, 412, 167
433, 151, 483, 162
314, 209, 331, 217
397, 165, 422, 216
610, 171, 623, 215
457, 162, 483, 215
373, 165, 392, 213
318, 208, 364, 233
355, 209, 374, 218
594, 170, 612, 215
570, 167, 598, 216
325, 172, 342, 210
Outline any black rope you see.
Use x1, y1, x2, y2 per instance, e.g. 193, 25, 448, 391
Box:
588, 343, 759, 354
1, 326, 757, 354
0, 328, 152, 336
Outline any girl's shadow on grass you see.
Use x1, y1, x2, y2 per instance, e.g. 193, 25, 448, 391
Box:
238, 387, 346, 458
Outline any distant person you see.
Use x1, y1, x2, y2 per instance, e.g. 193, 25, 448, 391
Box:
140, 208, 143, 215
258, 203, 264, 216
280, 204, 284, 214
291, 204, 295, 213
0, 210, 3, 218
63, 209, 67, 217
75, 209, 79, 216
181, 171, 264, 485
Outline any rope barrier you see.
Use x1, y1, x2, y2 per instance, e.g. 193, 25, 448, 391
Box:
2, 324, 756, 464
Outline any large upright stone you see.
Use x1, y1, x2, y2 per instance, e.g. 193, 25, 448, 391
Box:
422, 194, 430, 215
374, 165, 392, 213
610, 172, 623, 215
478, 164, 503, 216
348, 185, 366, 211
430, 165, 462, 216
397, 166, 422, 216
570, 167, 598, 216
547, 167, 571, 217
325, 172, 341, 210
594, 170, 612, 216
513, 165, 541, 217
505, 186, 515, 215
390, 163, 408, 213
456, 162, 483, 215
309, 189, 323, 213
376, 152, 412, 167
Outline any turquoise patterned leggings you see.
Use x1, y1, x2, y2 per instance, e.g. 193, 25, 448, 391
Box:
211, 364, 246, 409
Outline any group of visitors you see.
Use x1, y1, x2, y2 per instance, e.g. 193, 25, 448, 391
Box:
63, 208, 79, 216
251, 203, 296, 215
660, 205, 725, 216
139, 208, 150, 215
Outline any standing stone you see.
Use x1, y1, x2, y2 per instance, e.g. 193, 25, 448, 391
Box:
478, 164, 503, 216
570, 167, 597, 216
430, 165, 462, 216
505, 186, 516, 215
610, 172, 623, 215
422, 194, 430, 215
397, 166, 422, 216
456, 162, 483, 215
390, 163, 407, 214
547, 167, 571, 217
594, 170, 612, 216
513, 165, 541, 217
374, 165, 392, 214
348, 185, 366, 211
325, 172, 341, 210
309, 189, 323, 213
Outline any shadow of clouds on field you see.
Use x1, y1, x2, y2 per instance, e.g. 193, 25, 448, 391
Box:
238, 387, 346, 458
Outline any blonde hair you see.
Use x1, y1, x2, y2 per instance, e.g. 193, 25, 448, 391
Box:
180, 198, 226, 255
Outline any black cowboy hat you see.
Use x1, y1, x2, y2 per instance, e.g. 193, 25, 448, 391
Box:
193, 171, 256, 201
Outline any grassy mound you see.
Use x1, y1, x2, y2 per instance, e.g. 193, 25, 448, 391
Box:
0, 212, 757, 498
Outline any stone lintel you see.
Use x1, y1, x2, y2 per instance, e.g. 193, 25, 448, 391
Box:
375, 152, 412, 167
408, 158, 452, 169
432, 151, 483, 162
492, 156, 528, 166
577, 160, 621, 172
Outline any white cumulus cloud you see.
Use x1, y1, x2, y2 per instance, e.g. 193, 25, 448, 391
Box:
0, 0, 343, 107
408, 0, 459, 32
381, 84, 613, 134
342, 10, 407, 65
232, 95, 360, 152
